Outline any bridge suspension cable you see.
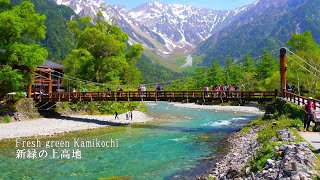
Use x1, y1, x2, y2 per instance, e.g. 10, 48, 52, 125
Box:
39, 48, 280, 90
285, 47, 320, 74
286, 56, 319, 79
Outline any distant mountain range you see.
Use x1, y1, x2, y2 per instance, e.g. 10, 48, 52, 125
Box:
196, 0, 320, 66
50, 0, 320, 67
52, 0, 248, 56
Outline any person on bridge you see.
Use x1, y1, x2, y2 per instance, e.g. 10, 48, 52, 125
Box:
235, 85, 240, 98
72, 88, 76, 98
82, 87, 87, 97
204, 85, 209, 97
107, 87, 111, 97
303, 97, 314, 132
291, 83, 296, 93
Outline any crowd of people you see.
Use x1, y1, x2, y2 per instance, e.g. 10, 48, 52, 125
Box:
204, 84, 241, 98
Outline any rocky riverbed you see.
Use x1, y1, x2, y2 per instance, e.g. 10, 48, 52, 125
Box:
207, 128, 320, 179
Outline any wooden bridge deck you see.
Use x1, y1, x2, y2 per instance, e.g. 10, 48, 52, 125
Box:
34, 90, 278, 103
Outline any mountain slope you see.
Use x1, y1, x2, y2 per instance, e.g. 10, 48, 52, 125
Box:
196, 0, 320, 66
52, 0, 248, 57
11, 0, 78, 62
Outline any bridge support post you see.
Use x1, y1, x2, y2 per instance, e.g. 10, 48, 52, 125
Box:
280, 48, 287, 97
28, 68, 32, 98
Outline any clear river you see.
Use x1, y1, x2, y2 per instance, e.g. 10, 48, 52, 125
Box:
0, 102, 257, 179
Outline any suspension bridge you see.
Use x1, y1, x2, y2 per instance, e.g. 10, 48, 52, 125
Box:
29, 47, 320, 109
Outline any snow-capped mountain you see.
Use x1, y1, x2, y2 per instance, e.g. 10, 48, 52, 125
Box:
53, 0, 248, 55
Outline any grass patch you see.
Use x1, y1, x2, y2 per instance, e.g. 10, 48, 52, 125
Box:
3, 115, 11, 123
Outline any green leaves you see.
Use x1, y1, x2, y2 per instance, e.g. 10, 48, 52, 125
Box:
286, 31, 320, 97
0, 0, 48, 97
63, 13, 143, 87
0, 65, 23, 97
9, 43, 47, 70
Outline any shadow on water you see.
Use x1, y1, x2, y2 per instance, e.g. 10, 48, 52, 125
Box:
166, 137, 230, 179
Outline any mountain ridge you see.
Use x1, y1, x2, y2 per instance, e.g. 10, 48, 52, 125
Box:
52, 0, 248, 57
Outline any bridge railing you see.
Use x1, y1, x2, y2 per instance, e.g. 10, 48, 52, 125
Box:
33, 90, 278, 102
284, 91, 320, 110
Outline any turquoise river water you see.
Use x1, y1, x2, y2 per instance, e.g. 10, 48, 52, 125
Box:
0, 102, 257, 179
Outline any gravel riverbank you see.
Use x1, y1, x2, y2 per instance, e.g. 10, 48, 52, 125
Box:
0, 111, 152, 141
172, 103, 264, 115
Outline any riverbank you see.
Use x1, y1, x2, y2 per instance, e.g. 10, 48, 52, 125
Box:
0, 111, 152, 141
172, 103, 264, 115
206, 116, 320, 179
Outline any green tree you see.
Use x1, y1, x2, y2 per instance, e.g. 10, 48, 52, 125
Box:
287, 30, 320, 96
207, 59, 223, 85
240, 55, 257, 89
64, 14, 143, 87
223, 57, 241, 85
256, 50, 277, 89
0, 0, 48, 96
0, 65, 23, 97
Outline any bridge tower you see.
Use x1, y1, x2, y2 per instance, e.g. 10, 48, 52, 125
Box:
280, 48, 287, 97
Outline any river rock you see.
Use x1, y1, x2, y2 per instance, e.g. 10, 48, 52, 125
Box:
208, 126, 261, 179
207, 126, 319, 180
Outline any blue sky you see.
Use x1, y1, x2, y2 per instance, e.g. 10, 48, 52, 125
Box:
105, 0, 256, 10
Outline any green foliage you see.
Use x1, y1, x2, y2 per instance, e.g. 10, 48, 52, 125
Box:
3, 115, 10, 123
251, 142, 274, 172
0, 65, 23, 97
290, 118, 303, 129
10, 0, 78, 61
207, 59, 224, 85
240, 55, 257, 90
286, 30, 320, 97
257, 116, 290, 142
0, 0, 47, 97
63, 15, 143, 87
256, 51, 278, 89
283, 102, 305, 120
313, 125, 320, 132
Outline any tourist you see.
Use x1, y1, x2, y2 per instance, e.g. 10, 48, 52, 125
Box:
213, 84, 218, 97
107, 87, 111, 97
291, 83, 296, 93
126, 111, 129, 120
156, 84, 160, 97
286, 83, 292, 92
302, 97, 314, 132
115, 111, 119, 120
130, 111, 133, 120
72, 88, 76, 98
235, 84, 240, 98
204, 85, 208, 97
141, 85, 146, 97
38, 89, 44, 99
82, 87, 87, 97
217, 85, 221, 97
226, 85, 230, 98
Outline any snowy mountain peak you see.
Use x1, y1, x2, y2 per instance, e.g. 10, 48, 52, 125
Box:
51, 0, 247, 55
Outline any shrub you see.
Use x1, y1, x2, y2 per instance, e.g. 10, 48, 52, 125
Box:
284, 103, 304, 120
251, 142, 274, 172
290, 118, 303, 129
3, 115, 11, 123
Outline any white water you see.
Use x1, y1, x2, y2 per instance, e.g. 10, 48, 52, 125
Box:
181, 55, 193, 68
